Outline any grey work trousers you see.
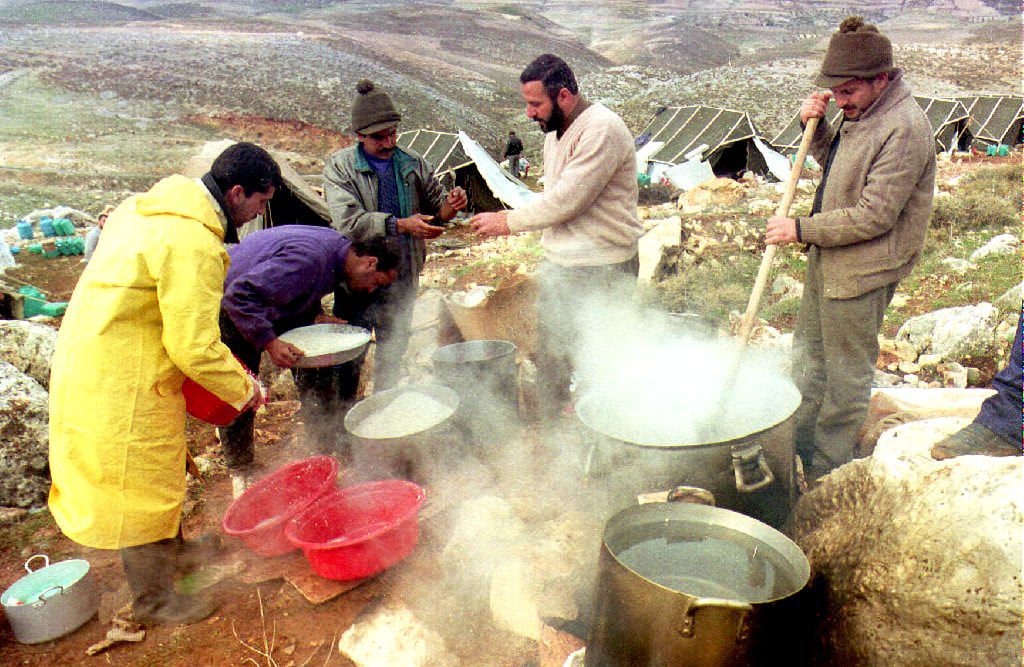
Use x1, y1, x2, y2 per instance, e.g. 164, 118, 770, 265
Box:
534, 256, 639, 422
791, 247, 895, 477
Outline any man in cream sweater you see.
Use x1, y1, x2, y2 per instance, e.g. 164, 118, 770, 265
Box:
471, 54, 642, 421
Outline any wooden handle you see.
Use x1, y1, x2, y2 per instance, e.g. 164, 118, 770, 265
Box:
736, 117, 819, 347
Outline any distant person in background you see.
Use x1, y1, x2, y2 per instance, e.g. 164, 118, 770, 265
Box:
218, 227, 400, 497
764, 16, 935, 481
504, 130, 524, 178
470, 54, 643, 421
321, 79, 466, 400
82, 204, 114, 263
931, 311, 1022, 460
48, 142, 280, 626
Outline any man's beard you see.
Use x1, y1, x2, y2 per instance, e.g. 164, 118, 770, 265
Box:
537, 102, 566, 134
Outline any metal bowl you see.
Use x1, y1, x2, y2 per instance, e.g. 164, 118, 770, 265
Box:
278, 323, 371, 368
344, 383, 459, 442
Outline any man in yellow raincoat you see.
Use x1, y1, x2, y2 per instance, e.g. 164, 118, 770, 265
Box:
48, 142, 281, 626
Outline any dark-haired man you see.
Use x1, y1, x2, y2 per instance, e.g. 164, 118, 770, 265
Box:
504, 130, 524, 178
49, 142, 282, 625
764, 17, 935, 480
470, 54, 643, 420
322, 79, 466, 393
218, 227, 401, 493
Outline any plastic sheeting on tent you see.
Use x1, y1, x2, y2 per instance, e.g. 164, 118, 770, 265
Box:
457, 131, 538, 210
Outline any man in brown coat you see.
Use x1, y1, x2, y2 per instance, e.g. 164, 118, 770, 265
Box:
766, 16, 935, 480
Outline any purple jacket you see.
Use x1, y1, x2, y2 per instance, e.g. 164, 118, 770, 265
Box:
223, 226, 351, 349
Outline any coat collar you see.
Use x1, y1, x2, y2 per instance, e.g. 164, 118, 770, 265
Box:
854, 70, 908, 124
354, 144, 417, 176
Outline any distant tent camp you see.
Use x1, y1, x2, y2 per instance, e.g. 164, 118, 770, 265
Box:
183, 139, 330, 238
635, 105, 770, 179
957, 95, 1024, 148
772, 96, 972, 154
398, 129, 507, 212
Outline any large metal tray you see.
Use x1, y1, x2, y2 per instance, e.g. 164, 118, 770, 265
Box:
278, 323, 371, 368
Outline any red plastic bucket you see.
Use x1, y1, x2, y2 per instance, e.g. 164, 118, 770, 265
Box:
182, 376, 242, 427
285, 480, 426, 580
222, 456, 340, 557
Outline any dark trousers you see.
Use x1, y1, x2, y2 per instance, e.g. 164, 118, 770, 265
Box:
976, 309, 1023, 447
219, 312, 262, 471
791, 247, 896, 477
534, 256, 639, 421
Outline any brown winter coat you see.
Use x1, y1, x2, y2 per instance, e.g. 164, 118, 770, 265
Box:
799, 74, 935, 299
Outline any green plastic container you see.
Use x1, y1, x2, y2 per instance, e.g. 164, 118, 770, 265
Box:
997, 144, 1010, 157
43, 250, 59, 259
40, 302, 68, 317
27, 244, 43, 254
18, 286, 46, 318
986, 145, 998, 156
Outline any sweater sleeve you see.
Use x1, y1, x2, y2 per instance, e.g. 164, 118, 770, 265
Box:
506, 118, 627, 233
800, 124, 931, 248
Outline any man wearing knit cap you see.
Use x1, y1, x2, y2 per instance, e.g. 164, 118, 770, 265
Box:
322, 79, 466, 398
470, 54, 643, 421
765, 16, 935, 480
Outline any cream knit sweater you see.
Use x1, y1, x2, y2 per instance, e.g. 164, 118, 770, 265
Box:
507, 103, 642, 266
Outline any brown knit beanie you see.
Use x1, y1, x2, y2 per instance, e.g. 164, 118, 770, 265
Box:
814, 16, 894, 88
350, 79, 401, 135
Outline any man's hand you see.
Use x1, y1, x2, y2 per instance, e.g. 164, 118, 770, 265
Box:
314, 313, 348, 325
800, 92, 832, 124
469, 211, 511, 238
265, 338, 305, 368
397, 213, 445, 239
446, 187, 467, 212
765, 216, 799, 245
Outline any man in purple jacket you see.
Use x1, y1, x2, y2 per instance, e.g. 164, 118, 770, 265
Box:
219, 226, 400, 492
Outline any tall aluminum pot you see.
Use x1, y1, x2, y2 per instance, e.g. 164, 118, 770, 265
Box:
576, 370, 801, 528
585, 502, 811, 667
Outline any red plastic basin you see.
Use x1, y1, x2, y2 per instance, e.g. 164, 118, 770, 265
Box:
222, 456, 340, 557
285, 480, 426, 580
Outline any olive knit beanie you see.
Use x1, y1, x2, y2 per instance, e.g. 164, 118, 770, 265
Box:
350, 79, 401, 135
815, 16, 894, 88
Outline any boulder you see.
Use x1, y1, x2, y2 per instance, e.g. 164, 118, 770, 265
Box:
0, 361, 50, 508
969, 233, 1018, 262
0, 320, 57, 389
895, 303, 1000, 361
681, 178, 744, 208
940, 257, 976, 273
771, 274, 803, 301
338, 602, 458, 667
637, 217, 681, 284
791, 417, 1022, 666
994, 281, 1022, 312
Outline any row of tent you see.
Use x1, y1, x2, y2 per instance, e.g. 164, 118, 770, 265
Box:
639, 94, 1023, 180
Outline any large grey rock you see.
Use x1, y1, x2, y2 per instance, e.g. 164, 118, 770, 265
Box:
0, 320, 57, 389
969, 233, 1018, 262
0, 361, 50, 508
994, 281, 1022, 312
895, 303, 999, 361
638, 216, 681, 284
791, 417, 1022, 666
940, 257, 976, 273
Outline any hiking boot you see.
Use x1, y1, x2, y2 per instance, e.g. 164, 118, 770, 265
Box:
930, 422, 1022, 460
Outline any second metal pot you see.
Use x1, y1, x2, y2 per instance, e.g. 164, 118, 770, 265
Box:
1, 554, 99, 644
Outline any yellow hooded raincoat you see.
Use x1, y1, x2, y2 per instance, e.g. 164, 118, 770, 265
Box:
49, 175, 252, 549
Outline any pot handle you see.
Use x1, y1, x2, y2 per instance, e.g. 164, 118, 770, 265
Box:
677, 597, 754, 641
34, 585, 64, 605
731, 443, 774, 493
24, 554, 50, 574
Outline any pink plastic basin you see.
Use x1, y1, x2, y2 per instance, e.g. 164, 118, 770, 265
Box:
285, 480, 426, 580
222, 456, 339, 557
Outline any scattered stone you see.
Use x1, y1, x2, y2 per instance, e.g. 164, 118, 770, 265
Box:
903, 373, 919, 384
791, 418, 1022, 666
638, 217, 681, 284
896, 303, 999, 361
917, 353, 943, 367
938, 362, 969, 389
872, 370, 904, 388
681, 178, 744, 207
0, 506, 29, 526
0, 320, 57, 389
0, 361, 50, 508
897, 361, 920, 374
893, 339, 918, 362
889, 292, 910, 309
940, 257, 976, 273
994, 281, 1022, 312
771, 274, 803, 300
338, 602, 459, 667
969, 233, 1018, 262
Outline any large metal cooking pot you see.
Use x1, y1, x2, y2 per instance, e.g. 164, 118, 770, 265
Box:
576, 368, 801, 528
586, 501, 810, 667
1, 554, 99, 644
431, 339, 519, 445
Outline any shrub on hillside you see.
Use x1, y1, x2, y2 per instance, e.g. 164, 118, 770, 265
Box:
960, 163, 1022, 200
930, 190, 1020, 230
638, 184, 676, 206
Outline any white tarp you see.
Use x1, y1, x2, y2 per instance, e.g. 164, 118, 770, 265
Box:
458, 131, 538, 209
635, 140, 665, 174
655, 159, 715, 191
0, 239, 15, 273
753, 136, 791, 183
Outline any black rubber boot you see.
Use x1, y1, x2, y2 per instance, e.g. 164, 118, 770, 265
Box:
931, 422, 1022, 460
121, 538, 216, 626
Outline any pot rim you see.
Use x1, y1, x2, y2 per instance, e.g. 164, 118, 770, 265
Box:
1, 556, 92, 608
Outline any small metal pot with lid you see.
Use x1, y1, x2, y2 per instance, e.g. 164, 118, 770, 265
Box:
585, 501, 811, 666
1, 554, 99, 644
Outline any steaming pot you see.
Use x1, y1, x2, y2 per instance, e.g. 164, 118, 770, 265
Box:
585, 501, 810, 666
575, 370, 801, 528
